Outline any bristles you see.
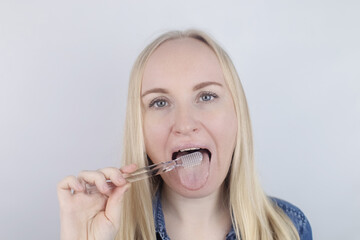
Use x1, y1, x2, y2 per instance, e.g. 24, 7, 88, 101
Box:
180, 152, 203, 168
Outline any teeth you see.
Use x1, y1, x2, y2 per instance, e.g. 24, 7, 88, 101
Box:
179, 147, 200, 152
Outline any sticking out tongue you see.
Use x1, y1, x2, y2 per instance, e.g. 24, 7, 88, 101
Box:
175, 151, 210, 190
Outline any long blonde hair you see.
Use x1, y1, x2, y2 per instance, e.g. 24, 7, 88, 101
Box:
117, 30, 300, 240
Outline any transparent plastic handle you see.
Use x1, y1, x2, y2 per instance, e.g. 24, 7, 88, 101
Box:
125, 160, 176, 182
83, 152, 202, 194
84, 160, 176, 194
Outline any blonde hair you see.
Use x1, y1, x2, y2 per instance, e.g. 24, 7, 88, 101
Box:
117, 30, 300, 240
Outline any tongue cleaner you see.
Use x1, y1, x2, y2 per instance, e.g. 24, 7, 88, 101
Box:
84, 152, 203, 194
177, 150, 210, 190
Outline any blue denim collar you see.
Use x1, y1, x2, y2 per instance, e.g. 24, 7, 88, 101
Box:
153, 190, 170, 240
153, 191, 312, 240
153, 190, 237, 240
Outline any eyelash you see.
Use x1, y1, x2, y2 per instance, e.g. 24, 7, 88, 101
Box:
149, 97, 168, 108
148, 91, 219, 109
198, 91, 218, 102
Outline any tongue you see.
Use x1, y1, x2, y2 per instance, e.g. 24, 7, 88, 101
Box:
175, 151, 210, 190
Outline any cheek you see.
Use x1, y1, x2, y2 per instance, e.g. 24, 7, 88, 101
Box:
143, 114, 170, 162
209, 109, 237, 143
207, 107, 237, 162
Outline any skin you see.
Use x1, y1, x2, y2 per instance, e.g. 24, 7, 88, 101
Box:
57, 165, 137, 240
57, 37, 238, 240
142, 38, 238, 239
142, 38, 237, 198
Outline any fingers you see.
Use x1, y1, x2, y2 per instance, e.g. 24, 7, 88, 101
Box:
105, 182, 131, 227
57, 175, 84, 194
57, 176, 85, 210
57, 165, 138, 234
120, 164, 138, 174
58, 164, 139, 197
77, 168, 121, 195
99, 167, 128, 186
104, 164, 138, 225
74, 165, 138, 195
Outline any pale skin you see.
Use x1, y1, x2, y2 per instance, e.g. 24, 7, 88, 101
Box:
142, 38, 237, 239
57, 165, 137, 240
58, 38, 237, 239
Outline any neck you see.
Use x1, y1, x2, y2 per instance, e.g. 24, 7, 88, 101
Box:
161, 185, 231, 239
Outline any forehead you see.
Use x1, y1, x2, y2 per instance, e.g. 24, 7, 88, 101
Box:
142, 38, 225, 91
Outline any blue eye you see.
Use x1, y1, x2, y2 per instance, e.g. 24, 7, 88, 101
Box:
201, 94, 213, 101
199, 92, 218, 102
149, 98, 168, 108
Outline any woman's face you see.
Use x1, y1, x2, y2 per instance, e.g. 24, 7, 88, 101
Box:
141, 38, 237, 198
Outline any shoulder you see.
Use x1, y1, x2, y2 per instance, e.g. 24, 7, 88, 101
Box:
270, 197, 313, 240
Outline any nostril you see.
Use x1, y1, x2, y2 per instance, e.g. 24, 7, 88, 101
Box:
174, 125, 198, 135
172, 110, 199, 135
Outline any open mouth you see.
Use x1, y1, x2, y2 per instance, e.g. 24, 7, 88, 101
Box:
171, 147, 212, 191
172, 148, 212, 161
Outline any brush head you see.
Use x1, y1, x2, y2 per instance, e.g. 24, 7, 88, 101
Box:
179, 151, 203, 168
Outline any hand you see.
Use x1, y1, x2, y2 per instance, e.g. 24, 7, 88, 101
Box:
57, 164, 137, 240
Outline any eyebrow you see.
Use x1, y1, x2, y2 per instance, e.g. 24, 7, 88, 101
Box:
193, 81, 223, 91
141, 88, 169, 98
141, 81, 223, 98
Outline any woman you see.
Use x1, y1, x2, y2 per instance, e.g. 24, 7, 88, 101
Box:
57, 30, 312, 240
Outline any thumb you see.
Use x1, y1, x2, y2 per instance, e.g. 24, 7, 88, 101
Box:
105, 183, 131, 227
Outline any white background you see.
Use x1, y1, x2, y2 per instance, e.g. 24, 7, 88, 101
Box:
1, 1, 359, 239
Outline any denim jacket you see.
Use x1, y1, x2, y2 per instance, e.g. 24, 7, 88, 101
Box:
153, 192, 312, 240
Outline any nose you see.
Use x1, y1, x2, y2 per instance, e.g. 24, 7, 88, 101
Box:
172, 106, 199, 136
